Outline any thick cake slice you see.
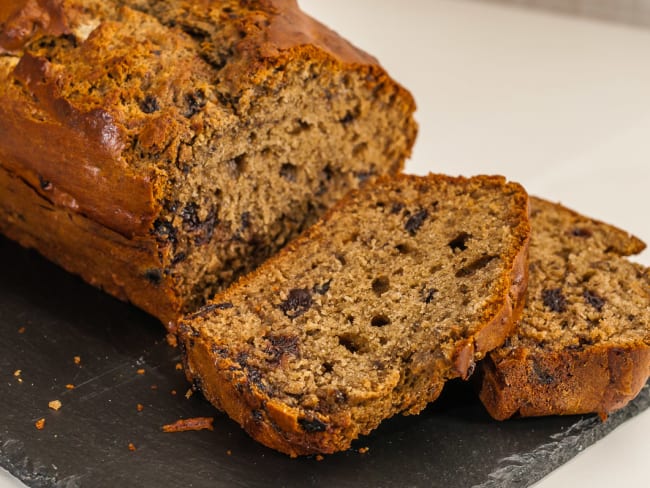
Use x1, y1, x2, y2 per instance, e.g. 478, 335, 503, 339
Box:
0, 0, 417, 327
478, 197, 650, 420
178, 174, 530, 456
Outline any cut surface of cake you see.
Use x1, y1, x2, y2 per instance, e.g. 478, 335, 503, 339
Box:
179, 174, 531, 455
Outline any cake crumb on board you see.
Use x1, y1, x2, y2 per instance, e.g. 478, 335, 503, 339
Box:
166, 334, 178, 347
48, 400, 62, 411
13, 370, 23, 384
162, 417, 214, 433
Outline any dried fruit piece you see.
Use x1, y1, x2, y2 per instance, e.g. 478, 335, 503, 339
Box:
278, 289, 313, 318
404, 209, 428, 235
542, 288, 567, 313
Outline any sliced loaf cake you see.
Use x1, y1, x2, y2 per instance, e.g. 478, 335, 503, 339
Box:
478, 197, 650, 420
0, 0, 417, 327
178, 174, 531, 456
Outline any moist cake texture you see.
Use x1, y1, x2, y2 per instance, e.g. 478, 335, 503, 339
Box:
179, 174, 531, 456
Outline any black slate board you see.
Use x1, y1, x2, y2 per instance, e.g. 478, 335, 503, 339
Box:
1, 235, 648, 488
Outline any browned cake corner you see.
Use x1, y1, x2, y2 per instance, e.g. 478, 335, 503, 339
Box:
178, 174, 531, 456
477, 197, 650, 421
0, 0, 417, 328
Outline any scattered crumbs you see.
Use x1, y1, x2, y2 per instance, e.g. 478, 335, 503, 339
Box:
48, 400, 62, 411
358, 447, 369, 454
315, 455, 324, 462
35, 418, 45, 430
65, 384, 75, 390
136, 403, 144, 412
185, 388, 193, 399
128, 443, 137, 452
17, 327, 26, 334
162, 417, 214, 433
73, 356, 81, 365
175, 362, 183, 371
150, 384, 158, 390
170, 390, 177, 396
13, 370, 21, 377
166, 333, 178, 348
17, 378, 23, 384
226, 450, 232, 456
137, 368, 145, 375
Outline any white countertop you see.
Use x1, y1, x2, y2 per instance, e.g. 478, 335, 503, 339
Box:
2, 1, 649, 486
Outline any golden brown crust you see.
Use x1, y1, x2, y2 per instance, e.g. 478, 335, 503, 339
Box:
180, 173, 531, 456
248, 0, 379, 65
478, 343, 650, 420
0, 0, 70, 53
182, 333, 354, 456
0, 163, 181, 326
1, 52, 159, 238
218, 0, 416, 118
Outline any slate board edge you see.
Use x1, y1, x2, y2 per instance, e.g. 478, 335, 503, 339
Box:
1, 437, 67, 488
2, 386, 648, 488
474, 383, 650, 488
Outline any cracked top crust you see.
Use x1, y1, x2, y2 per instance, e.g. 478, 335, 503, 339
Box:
0, 0, 412, 237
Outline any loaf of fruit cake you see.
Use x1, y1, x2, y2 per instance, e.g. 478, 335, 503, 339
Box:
0, 0, 417, 327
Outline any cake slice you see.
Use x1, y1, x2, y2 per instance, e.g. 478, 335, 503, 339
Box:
478, 197, 650, 420
0, 0, 416, 328
178, 174, 531, 456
